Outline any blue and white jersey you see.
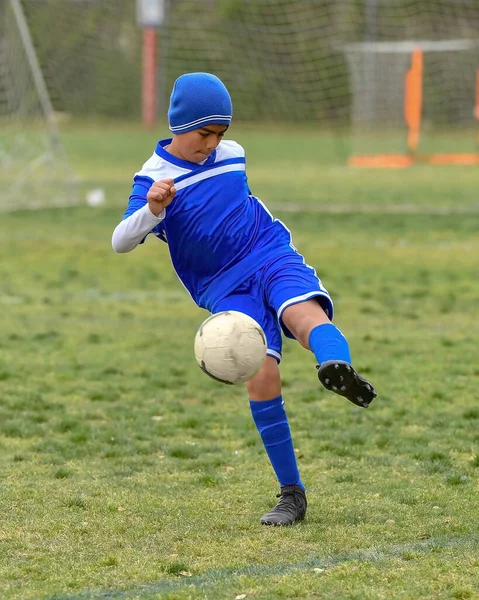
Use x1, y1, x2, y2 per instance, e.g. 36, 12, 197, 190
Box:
122, 138, 294, 310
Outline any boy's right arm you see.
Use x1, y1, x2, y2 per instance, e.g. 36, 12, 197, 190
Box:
112, 179, 176, 253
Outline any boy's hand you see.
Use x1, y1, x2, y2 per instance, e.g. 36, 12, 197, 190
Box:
147, 178, 176, 216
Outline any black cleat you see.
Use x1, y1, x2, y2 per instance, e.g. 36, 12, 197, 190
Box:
317, 360, 377, 408
260, 485, 307, 526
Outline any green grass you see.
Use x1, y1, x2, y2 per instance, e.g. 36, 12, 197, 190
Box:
1, 122, 479, 599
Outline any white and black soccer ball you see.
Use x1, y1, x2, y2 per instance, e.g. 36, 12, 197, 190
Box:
194, 311, 267, 384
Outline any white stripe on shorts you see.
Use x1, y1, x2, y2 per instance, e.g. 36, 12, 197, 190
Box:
267, 349, 282, 363
277, 291, 333, 320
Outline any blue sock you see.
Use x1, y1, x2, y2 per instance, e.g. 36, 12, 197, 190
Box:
309, 323, 351, 365
249, 395, 304, 490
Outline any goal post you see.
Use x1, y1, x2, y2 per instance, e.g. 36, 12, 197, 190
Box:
347, 39, 479, 167
0, 0, 75, 212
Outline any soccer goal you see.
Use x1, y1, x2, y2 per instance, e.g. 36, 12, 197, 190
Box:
0, 0, 75, 212
5, 0, 479, 175
346, 40, 479, 167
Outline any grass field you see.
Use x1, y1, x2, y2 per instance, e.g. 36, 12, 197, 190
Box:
1, 122, 479, 600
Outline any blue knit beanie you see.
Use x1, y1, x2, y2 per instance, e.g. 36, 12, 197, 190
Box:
168, 73, 233, 134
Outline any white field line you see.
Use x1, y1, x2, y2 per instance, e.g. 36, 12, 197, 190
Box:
48, 534, 478, 600
0, 290, 189, 304
1, 201, 477, 215
269, 202, 479, 215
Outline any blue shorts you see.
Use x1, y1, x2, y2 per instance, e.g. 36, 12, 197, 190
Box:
211, 252, 333, 362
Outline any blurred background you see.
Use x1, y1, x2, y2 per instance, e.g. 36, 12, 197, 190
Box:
1, 4, 479, 597
2, 0, 479, 210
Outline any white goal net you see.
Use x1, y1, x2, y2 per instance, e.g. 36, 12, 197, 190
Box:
2, 0, 479, 203
0, 0, 75, 212
162, 0, 479, 163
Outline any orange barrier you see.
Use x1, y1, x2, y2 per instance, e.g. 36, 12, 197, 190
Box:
405, 48, 423, 152
349, 152, 479, 167
348, 154, 414, 168
425, 153, 479, 165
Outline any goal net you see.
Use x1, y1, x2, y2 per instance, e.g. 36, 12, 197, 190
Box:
3, 0, 479, 194
162, 0, 479, 166
0, 0, 75, 211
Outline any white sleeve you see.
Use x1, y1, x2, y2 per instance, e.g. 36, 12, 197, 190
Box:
112, 204, 165, 253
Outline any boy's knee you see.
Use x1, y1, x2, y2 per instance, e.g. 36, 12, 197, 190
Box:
282, 299, 330, 348
246, 356, 281, 401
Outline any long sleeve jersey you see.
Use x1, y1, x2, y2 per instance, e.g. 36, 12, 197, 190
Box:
112, 138, 295, 311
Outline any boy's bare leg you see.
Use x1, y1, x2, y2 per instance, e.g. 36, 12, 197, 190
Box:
282, 300, 377, 408
281, 299, 331, 349
246, 356, 281, 401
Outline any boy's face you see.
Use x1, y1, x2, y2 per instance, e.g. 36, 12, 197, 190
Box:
169, 124, 228, 163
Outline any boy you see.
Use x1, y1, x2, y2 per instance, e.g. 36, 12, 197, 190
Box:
112, 73, 377, 526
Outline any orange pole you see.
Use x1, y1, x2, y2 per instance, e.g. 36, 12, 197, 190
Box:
404, 48, 423, 152
142, 28, 157, 129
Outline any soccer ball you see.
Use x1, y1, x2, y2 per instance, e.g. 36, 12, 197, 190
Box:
194, 311, 267, 384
